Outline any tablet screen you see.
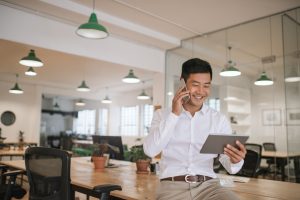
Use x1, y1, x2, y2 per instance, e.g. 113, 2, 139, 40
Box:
200, 134, 249, 154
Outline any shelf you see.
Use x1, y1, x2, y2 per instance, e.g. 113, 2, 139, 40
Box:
42, 109, 78, 118
228, 111, 250, 116
231, 124, 250, 128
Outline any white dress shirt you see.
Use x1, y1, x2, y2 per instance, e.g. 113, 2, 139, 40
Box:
143, 104, 244, 179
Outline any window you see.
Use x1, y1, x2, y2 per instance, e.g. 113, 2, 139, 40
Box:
98, 108, 108, 135
75, 110, 96, 134
207, 98, 220, 111
143, 104, 154, 136
120, 106, 139, 136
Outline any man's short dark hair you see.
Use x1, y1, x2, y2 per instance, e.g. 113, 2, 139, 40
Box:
181, 58, 212, 81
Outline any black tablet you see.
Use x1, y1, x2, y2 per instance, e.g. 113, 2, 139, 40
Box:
200, 134, 249, 154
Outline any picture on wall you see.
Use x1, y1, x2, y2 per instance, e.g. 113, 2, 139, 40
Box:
286, 108, 300, 125
262, 109, 281, 126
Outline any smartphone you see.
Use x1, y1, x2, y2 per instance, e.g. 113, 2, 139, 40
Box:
178, 79, 190, 103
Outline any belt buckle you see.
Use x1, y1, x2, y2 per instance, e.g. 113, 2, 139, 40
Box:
184, 175, 197, 183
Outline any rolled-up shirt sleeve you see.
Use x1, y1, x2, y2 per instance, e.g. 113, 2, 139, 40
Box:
219, 154, 244, 174
218, 115, 244, 174
143, 109, 179, 158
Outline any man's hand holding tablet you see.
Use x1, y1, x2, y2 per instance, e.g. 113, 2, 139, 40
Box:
200, 135, 248, 163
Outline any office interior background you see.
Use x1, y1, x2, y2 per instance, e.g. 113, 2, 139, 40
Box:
0, 0, 300, 182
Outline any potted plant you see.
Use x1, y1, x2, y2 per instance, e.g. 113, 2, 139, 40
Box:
91, 143, 109, 170
128, 145, 151, 174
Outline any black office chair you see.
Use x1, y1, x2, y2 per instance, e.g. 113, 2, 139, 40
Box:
236, 149, 261, 177
262, 142, 288, 179
25, 147, 121, 200
245, 143, 270, 177
47, 135, 61, 149
294, 156, 300, 183
0, 165, 26, 200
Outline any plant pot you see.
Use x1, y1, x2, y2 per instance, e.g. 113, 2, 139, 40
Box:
136, 159, 150, 174
92, 156, 107, 170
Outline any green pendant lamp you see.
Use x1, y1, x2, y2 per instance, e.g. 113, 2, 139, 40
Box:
75, 99, 86, 106
9, 74, 24, 94
254, 17, 274, 86
76, 0, 108, 39
254, 72, 274, 86
19, 49, 43, 67
77, 80, 91, 92
219, 46, 241, 77
25, 67, 37, 76
122, 69, 140, 83
101, 95, 112, 104
137, 90, 150, 100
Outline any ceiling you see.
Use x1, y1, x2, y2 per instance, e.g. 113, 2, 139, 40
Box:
0, 0, 300, 100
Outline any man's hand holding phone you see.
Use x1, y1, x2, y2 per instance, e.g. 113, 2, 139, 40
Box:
172, 79, 190, 116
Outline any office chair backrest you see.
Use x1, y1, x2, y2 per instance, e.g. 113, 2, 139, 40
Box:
239, 149, 261, 177
262, 143, 276, 151
245, 143, 262, 155
25, 147, 71, 200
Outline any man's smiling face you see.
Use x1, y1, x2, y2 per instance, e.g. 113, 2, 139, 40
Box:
185, 73, 211, 108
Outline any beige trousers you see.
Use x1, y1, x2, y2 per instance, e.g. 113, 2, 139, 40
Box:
157, 179, 239, 200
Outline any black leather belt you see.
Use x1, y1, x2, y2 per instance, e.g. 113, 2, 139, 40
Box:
161, 175, 213, 183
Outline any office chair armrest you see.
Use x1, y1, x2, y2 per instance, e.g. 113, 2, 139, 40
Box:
93, 184, 122, 193
2, 170, 25, 177
0, 165, 9, 170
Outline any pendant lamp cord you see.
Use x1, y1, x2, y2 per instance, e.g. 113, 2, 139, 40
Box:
225, 30, 229, 64
16, 73, 19, 83
93, 0, 95, 12
268, 17, 273, 73
296, 10, 299, 75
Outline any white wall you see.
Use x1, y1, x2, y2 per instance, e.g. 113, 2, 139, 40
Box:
0, 80, 41, 143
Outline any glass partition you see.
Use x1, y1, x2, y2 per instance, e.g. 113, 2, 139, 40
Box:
166, 7, 300, 183
283, 12, 300, 183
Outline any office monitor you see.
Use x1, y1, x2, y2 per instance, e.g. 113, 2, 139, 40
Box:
92, 135, 124, 160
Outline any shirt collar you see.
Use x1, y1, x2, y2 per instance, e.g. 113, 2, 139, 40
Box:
182, 104, 209, 116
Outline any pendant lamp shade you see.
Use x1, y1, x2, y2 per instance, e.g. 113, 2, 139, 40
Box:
77, 80, 91, 92
219, 46, 241, 77
285, 76, 300, 82
75, 99, 86, 106
76, 12, 108, 39
254, 72, 274, 86
9, 74, 23, 94
25, 67, 37, 76
9, 83, 24, 94
101, 95, 112, 104
219, 61, 241, 77
19, 49, 43, 67
137, 90, 150, 100
122, 69, 140, 83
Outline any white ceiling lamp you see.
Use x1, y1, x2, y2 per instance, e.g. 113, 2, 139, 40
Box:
19, 49, 43, 67
77, 80, 91, 92
25, 67, 37, 76
254, 18, 274, 86
75, 99, 86, 106
122, 69, 140, 83
9, 74, 24, 94
137, 81, 150, 100
76, 0, 109, 39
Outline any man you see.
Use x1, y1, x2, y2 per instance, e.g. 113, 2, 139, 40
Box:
143, 58, 246, 200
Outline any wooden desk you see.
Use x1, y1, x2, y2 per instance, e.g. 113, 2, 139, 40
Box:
262, 151, 300, 181
1, 157, 300, 200
0, 149, 25, 160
